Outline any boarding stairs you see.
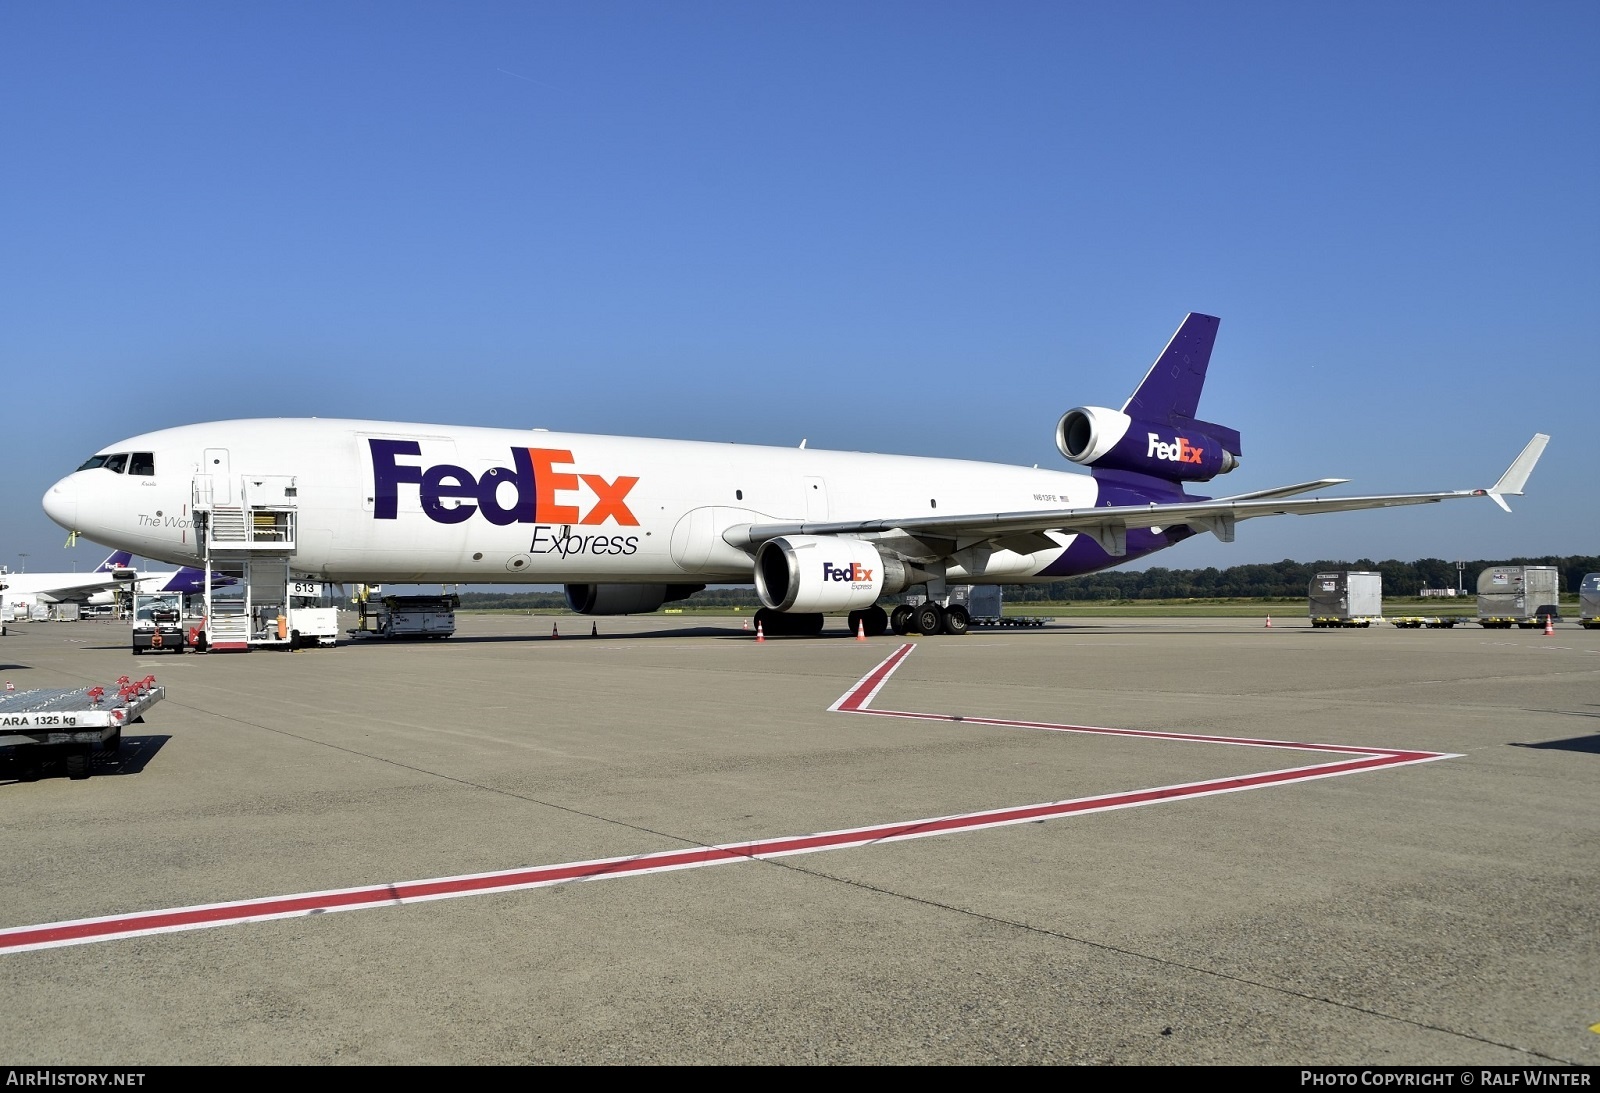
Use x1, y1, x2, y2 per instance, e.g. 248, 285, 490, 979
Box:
191, 473, 302, 652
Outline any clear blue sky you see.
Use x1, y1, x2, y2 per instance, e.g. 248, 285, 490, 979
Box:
2, 2, 1595, 580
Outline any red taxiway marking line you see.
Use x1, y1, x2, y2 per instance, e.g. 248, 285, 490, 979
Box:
0, 643, 1454, 954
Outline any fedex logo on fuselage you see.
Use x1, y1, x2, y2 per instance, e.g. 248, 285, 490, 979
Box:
1147, 433, 1204, 465
369, 439, 639, 526
822, 561, 873, 583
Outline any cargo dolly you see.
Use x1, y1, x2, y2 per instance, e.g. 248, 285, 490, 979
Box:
1387, 616, 1467, 629
0, 676, 165, 780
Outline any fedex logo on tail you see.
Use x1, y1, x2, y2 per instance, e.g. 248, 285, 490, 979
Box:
370, 440, 639, 527
1147, 433, 1204, 465
822, 561, 873, 583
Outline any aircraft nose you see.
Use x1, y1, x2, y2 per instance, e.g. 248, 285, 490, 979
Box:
42, 476, 80, 532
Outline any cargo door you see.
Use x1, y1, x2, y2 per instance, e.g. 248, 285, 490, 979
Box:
203, 448, 232, 505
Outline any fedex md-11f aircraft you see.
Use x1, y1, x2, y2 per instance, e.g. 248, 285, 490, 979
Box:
41, 315, 1549, 636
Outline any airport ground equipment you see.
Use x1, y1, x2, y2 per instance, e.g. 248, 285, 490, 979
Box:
190, 472, 300, 651
1476, 565, 1560, 628
1308, 571, 1384, 627
963, 585, 1049, 628
350, 593, 458, 640
0, 676, 164, 780
130, 592, 189, 654
889, 585, 1049, 635
281, 581, 339, 647
1387, 616, 1466, 629
1580, 573, 1600, 629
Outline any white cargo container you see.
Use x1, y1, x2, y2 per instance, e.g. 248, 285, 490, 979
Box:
1476, 566, 1560, 628
1308, 571, 1383, 627
1580, 573, 1600, 629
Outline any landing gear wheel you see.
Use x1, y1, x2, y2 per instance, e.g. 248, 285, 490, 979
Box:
754, 607, 779, 635
942, 604, 970, 635
864, 604, 889, 637
65, 747, 91, 781
914, 602, 944, 636
890, 605, 914, 635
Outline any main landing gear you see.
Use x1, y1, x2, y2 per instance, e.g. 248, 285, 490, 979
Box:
890, 602, 968, 636
846, 605, 890, 637
752, 602, 968, 637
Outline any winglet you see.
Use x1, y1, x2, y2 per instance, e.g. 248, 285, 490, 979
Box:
1486, 433, 1550, 512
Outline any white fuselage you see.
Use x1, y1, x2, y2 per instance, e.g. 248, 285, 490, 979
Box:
0, 569, 132, 612
43, 419, 1103, 585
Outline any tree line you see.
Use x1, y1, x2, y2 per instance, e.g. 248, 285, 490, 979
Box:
454, 554, 1599, 610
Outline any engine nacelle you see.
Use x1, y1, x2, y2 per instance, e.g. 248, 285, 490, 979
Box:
755, 536, 918, 613
1056, 405, 1239, 482
563, 583, 704, 615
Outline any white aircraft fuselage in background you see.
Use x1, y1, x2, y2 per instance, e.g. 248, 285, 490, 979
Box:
39, 315, 1548, 623
0, 551, 136, 613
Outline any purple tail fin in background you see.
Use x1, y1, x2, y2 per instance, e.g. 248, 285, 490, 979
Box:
1121, 313, 1241, 457
95, 551, 134, 572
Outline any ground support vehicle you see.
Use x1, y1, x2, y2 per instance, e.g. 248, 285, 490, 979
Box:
1387, 616, 1466, 628
131, 593, 191, 654
0, 677, 164, 780
349, 593, 458, 640
1310, 616, 1383, 628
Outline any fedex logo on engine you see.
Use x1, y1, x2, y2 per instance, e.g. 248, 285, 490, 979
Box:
822, 561, 874, 583
369, 439, 639, 526
1147, 433, 1204, 465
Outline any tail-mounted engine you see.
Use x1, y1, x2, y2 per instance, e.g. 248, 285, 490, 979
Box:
755, 536, 923, 613
1056, 406, 1240, 482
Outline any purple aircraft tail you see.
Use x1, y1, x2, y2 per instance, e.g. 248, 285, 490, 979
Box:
1120, 313, 1241, 458
163, 567, 238, 594
95, 551, 134, 573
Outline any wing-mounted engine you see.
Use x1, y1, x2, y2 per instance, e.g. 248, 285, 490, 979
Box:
1055, 406, 1240, 483
755, 536, 924, 613
564, 583, 705, 615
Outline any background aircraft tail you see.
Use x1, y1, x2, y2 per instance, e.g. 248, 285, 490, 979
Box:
95, 550, 134, 572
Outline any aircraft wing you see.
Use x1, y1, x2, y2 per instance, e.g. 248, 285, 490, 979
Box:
725, 434, 1550, 558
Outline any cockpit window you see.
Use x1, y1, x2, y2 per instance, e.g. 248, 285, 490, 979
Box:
103, 453, 129, 474
76, 455, 110, 471
130, 452, 155, 476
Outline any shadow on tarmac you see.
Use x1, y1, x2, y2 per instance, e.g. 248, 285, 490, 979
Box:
0, 734, 172, 784
1509, 732, 1600, 754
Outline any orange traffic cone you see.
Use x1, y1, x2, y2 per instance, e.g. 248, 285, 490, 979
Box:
755, 621, 765, 642
1543, 615, 1555, 636
591, 622, 598, 637
551, 622, 560, 639
856, 619, 867, 641
742, 618, 749, 630
1265, 615, 1273, 628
